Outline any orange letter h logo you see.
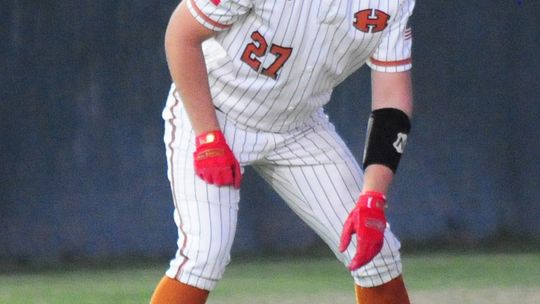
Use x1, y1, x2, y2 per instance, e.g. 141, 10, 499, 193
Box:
353, 9, 390, 33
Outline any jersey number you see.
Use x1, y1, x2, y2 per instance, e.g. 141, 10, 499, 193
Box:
241, 31, 293, 79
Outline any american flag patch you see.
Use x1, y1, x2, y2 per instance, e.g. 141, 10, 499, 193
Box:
210, 0, 221, 5
404, 27, 412, 40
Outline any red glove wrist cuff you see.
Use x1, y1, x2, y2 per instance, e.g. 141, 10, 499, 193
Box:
195, 130, 226, 148
359, 191, 387, 209
361, 191, 386, 200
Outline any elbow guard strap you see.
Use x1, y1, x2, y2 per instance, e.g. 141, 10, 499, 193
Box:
362, 108, 411, 173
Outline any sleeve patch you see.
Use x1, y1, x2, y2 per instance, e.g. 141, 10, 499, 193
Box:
404, 27, 412, 40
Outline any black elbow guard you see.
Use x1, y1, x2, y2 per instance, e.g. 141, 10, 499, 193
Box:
362, 108, 411, 173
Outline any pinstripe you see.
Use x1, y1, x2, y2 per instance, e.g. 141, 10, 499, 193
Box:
245, 1, 312, 130
196, 196, 213, 287
305, 128, 356, 213
287, 165, 343, 243
269, 124, 355, 239
192, 0, 414, 132
216, 203, 232, 276
210, 18, 259, 106
215, 1, 280, 109
190, 164, 203, 286
288, 132, 354, 233
311, 124, 363, 188
374, 236, 389, 283
164, 97, 403, 289
295, 0, 358, 119
252, 122, 369, 270
206, 187, 222, 280
175, 103, 189, 280
384, 237, 400, 280
314, 8, 353, 97
165, 95, 190, 279
222, 1, 302, 126
275, 18, 331, 129
383, 0, 393, 63
273, 1, 332, 130
256, 165, 345, 255
304, 166, 346, 236
230, 2, 299, 124
179, 109, 195, 282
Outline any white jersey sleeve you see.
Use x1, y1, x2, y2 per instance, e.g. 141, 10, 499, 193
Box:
367, 0, 415, 72
187, 0, 253, 32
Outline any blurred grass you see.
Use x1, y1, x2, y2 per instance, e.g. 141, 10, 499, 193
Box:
0, 265, 161, 304
404, 252, 540, 290
0, 252, 539, 304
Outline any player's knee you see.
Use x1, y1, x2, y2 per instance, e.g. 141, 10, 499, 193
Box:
167, 240, 233, 291
347, 230, 403, 287
198, 242, 233, 269
186, 235, 235, 276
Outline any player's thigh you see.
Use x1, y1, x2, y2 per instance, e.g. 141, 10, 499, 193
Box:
255, 162, 403, 286
254, 159, 360, 252
261, 114, 365, 226
255, 119, 403, 286
254, 113, 364, 252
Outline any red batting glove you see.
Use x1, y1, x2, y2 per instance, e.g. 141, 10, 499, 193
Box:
193, 130, 242, 188
339, 191, 387, 271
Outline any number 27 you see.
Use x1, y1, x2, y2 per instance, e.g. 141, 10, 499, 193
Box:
241, 31, 293, 79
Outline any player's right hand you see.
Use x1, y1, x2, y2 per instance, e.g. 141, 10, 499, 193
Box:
193, 130, 242, 188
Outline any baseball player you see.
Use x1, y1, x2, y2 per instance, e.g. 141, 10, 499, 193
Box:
151, 0, 415, 303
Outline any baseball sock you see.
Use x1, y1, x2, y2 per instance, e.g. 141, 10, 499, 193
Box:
150, 276, 209, 304
355, 275, 410, 304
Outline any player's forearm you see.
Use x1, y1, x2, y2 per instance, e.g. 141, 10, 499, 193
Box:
166, 43, 220, 135
363, 71, 414, 195
164, 3, 220, 135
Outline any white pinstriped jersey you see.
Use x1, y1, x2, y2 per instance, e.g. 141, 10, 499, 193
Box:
171, 0, 415, 132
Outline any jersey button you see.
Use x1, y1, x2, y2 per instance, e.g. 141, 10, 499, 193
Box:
287, 106, 295, 111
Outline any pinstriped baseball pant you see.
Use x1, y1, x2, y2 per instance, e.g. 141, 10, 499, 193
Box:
162, 94, 403, 291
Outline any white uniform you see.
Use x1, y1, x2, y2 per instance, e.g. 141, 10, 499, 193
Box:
162, 0, 415, 291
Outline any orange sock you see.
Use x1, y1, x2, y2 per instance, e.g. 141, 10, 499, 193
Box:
150, 276, 209, 304
355, 275, 410, 304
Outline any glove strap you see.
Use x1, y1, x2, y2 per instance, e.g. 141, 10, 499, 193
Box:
195, 130, 226, 148
359, 191, 387, 210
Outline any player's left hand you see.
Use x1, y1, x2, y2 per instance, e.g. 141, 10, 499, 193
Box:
339, 191, 387, 271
